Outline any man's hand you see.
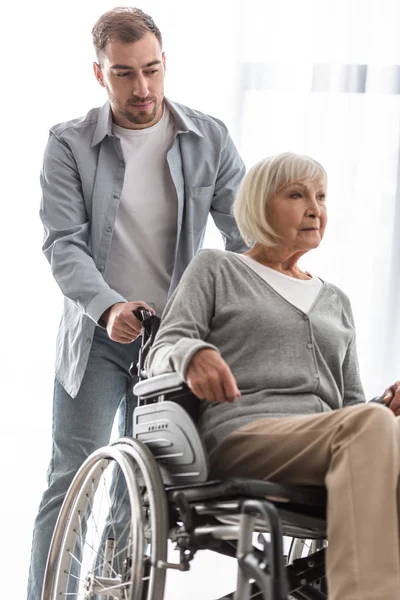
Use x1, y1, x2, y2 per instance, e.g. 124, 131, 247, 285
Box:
185, 348, 241, 403
101, 301, 155, 343
382, 381, 400, 416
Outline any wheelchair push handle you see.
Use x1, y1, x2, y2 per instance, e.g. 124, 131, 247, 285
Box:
133, 306, 153, 322
132, 305, 161, 338
130, 306, 161, 379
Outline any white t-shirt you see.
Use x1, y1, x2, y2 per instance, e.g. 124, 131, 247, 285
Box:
236, 253, 323, 313
105, 106, 177, 315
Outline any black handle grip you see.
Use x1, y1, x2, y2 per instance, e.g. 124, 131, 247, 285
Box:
130, 307, 161, 380
133, 306, 153, 322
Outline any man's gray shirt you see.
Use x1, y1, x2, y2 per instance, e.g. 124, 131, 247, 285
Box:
40, 100, 247, 397
146, 249, 366, 455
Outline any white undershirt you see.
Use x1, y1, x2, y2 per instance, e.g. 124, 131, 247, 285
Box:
105, 106, 177, 315
236, 254, 323, 313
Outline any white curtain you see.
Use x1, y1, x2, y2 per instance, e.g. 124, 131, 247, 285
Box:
2, 1, 399, 598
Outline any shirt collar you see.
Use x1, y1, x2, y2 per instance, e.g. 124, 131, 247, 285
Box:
164, 98, 203, 137
91, 97, 203, 147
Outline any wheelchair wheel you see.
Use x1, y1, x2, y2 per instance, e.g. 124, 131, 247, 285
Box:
288, 538, 328, 599
112, 437, 169, 599
287, 538, 326, 563
42, 442, 168, 600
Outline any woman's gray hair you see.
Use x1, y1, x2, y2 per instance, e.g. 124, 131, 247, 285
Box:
234, 152, 327, 247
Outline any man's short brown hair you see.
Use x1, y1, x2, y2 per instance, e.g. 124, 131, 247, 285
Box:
92, 7, 162, 63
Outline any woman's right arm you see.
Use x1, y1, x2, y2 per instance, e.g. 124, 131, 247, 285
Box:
145, 250, 240, 403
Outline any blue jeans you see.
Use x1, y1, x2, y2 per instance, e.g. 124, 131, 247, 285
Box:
27, 326, 141, 600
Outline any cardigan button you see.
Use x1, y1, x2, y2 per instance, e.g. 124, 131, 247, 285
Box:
307, 343, 313, 349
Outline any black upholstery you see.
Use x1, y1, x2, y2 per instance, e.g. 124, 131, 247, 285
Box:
166, 478, 327, 508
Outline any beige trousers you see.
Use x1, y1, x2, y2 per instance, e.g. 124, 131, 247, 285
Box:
209, 403, 400, 600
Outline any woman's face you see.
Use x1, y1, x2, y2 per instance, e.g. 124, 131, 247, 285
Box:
267, 177, 327, 252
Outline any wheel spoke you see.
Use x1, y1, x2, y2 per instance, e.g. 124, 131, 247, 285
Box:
62, 570, 87, 584
88, 481, 103, 550
111, 522, 133, 563
67, 549, 83, 567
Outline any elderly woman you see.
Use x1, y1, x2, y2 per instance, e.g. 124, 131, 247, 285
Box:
146, 152, 400, 600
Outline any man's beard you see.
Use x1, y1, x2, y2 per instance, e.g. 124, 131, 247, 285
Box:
119, 99, 159, 125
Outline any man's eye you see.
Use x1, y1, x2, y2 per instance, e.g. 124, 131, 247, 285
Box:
145, 69, 159, 75
318, 194, 326, 201
116, 72, 130, 77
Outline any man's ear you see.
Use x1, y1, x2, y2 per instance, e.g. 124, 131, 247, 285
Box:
162, 52, 166, 73
93, 62, 105, 87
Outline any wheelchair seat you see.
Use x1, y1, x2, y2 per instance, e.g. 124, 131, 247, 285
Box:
166, 478, 326, 539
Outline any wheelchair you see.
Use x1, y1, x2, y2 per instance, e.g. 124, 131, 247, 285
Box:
42, 309, 328, 600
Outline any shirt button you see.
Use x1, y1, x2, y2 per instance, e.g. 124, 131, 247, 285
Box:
106, 226, 112, 232
99, 266, 105, 272
113, 193, 120, 199
86, 338, 92, 344
307, 343, 313, 349
119, 160, 124, 167
314, 373, 319, 378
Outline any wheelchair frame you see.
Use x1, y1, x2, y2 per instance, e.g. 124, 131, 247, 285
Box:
42, 310, 329, 600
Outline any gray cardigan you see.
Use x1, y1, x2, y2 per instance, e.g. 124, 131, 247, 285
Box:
146, 249, 366, 455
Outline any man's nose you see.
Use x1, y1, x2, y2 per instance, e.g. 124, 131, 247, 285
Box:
133, 74, 149, 98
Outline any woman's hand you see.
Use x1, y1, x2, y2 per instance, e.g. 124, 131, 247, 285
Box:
185, 349, 241, 403
382, 381, 400, 416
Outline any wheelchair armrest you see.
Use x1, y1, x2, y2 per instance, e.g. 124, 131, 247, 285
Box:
133, 372, 185, 398
133, 400, 209, 484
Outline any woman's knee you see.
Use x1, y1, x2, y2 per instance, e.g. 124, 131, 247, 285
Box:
342, 402, 396, 444
326, 404, 398, 469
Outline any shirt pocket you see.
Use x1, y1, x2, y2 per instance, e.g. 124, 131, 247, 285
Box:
186, 185, 215, 234
187, 184, 214, 200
